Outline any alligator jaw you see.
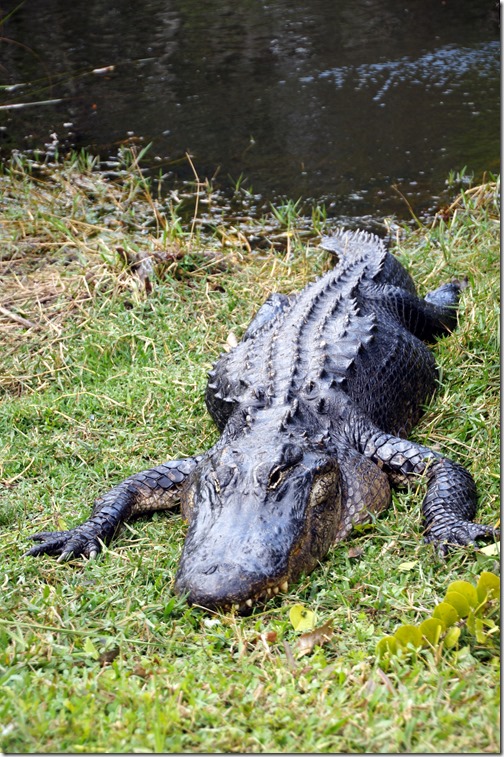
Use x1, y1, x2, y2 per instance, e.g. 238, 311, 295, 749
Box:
222, 579, 290, 615
181, 577, 291, 615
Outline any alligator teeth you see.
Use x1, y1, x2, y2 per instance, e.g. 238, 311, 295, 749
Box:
280, 581, 289, 592
232, 603, 240, 611
272, 586, 279, 595
266, 587, 272, 596
245, 598, 253, 608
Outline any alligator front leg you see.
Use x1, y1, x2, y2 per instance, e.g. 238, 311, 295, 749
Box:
421, 458, 497, 550
361, 430, 497, 553
26, 457, 201, 561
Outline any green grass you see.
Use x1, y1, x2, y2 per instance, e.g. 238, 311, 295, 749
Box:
0, 154, 500, 753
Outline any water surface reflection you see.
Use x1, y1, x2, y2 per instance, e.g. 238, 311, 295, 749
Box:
0, 0, 499, 221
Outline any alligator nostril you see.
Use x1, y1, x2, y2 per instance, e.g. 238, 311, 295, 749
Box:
203, 564, 218, 575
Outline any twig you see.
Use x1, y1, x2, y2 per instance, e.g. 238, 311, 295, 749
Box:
0, 98, 63, 111
391, 184, 422, 229
0, 304, 38, 329
185, 152, 202, 244
1, 456, 35, 486
282, 640, 297, 672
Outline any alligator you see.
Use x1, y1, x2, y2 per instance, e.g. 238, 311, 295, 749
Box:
26, 229, 496, 611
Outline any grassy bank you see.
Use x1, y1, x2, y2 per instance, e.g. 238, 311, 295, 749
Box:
0, 154, 500, 753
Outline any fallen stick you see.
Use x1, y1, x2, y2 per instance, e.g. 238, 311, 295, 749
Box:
0, 304, 38, 329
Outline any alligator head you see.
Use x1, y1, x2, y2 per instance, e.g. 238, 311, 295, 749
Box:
174, 415, 342, 611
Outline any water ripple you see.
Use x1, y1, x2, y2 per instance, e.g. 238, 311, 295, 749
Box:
305, 41, 500, 101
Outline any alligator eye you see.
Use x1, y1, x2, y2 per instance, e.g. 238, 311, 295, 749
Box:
268, 466, 287, 489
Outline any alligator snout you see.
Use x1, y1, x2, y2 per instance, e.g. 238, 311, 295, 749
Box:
174, 558, 288, 611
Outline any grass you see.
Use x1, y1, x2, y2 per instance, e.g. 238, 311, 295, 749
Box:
0, 153, 500, 753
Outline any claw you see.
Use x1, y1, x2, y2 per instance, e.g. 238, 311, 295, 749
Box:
25, 534, 67, 557
425, 521, 499, 556
57, 551, 73, 563
26, 521, 107, 561
436, 542, 449, 559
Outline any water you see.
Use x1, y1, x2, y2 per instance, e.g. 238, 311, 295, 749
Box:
0, 0, 500, 223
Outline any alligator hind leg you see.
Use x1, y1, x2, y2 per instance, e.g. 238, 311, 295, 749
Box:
26, 457, 201, 561
363, 279, 465, 341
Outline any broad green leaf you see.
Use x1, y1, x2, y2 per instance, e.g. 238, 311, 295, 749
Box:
482, 617, 497, 630
393, 624, 422, 649
419, 618, 443, 647
444, 591, 471, 618
376, 636, 399, 658
466, 610, 476, 634
476, 571, 500, 603
432, 602, 459, 628
473, 616, 487, 644
84, 637, 99, 659
467, 614, 498, 645
397, 560, 418, 572
479, 543, 500, 557
444, 626, 461, 650
289, 604, 316, 631
446, 580, 478, 608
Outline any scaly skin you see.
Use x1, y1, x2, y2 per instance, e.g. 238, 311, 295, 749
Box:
28, 459, 201, 561
26, 229, 497, 610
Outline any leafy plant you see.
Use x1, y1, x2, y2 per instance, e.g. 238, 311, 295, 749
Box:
376, 571, 500, 664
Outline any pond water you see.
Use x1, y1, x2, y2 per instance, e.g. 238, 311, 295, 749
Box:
0, 0, 500, 223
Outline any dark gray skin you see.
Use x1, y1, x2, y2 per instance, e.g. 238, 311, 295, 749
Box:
26, 229, 496, 611
177, 419, 343, 608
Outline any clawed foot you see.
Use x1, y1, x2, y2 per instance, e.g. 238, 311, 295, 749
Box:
25, 526, 102, 561
425, 521, 499, 557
